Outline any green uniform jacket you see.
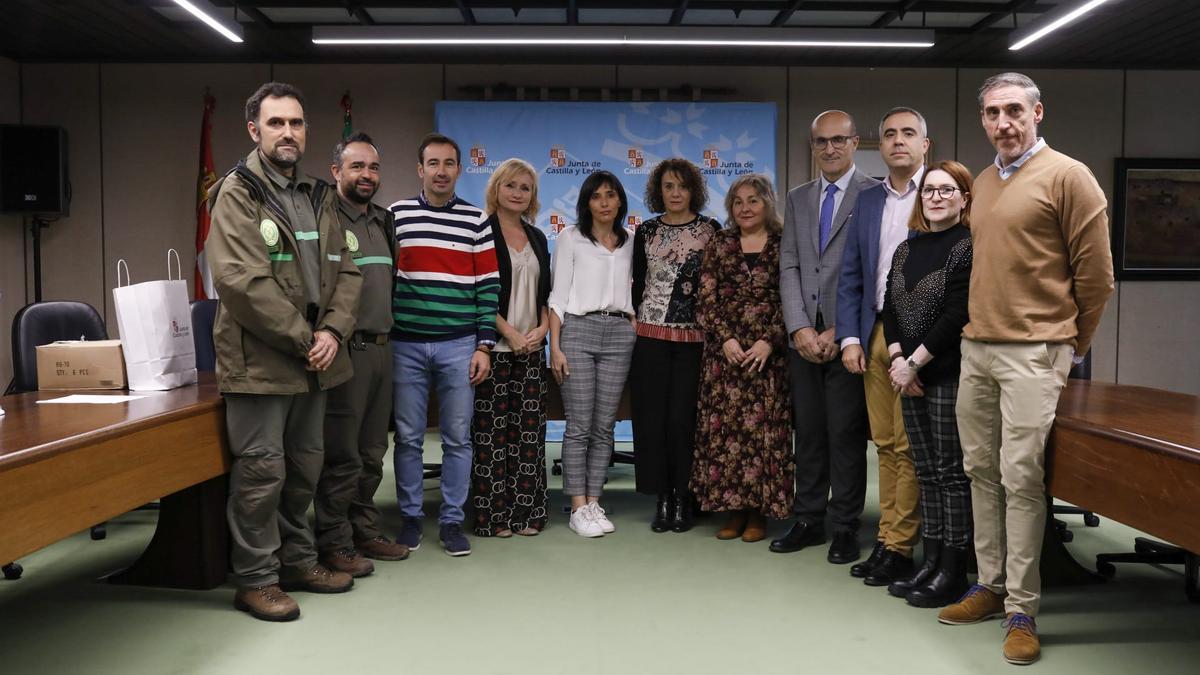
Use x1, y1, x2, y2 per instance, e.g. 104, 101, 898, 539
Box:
206, 150, 363, 395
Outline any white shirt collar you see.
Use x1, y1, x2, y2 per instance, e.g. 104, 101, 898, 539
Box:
884, 165, 925, 199
819, 164, 857, 194
996, 138, 1046, 180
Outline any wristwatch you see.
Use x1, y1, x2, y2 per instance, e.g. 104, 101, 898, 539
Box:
906, 357, 920, 371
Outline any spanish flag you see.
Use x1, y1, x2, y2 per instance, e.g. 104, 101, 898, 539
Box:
194, 91, 218, 300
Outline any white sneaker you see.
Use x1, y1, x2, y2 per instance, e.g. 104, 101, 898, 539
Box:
589, 502, 616, 534
569, 505, 605, 538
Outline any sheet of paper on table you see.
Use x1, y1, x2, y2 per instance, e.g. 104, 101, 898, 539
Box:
36, 394, 148, 405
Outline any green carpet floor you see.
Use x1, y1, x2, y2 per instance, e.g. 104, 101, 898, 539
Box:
2, 438, 1197, 675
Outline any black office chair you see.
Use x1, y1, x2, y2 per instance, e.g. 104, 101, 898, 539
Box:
1051, 352, 1100, 543
7, 301, 109, 395
190, 299, 218, 372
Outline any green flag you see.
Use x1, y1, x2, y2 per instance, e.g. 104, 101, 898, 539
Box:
340, 91, 352, 140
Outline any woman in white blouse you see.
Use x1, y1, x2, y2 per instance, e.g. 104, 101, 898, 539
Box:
548, 170, 636, 538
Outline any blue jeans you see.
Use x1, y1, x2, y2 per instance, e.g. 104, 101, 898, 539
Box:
392, 335, 476, 525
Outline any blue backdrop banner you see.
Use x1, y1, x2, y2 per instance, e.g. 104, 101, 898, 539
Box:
435, 101, 777, 243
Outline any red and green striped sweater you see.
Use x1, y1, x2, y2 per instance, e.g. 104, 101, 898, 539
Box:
389, 192, 500, 344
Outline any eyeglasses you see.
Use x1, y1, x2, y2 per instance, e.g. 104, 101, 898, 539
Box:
810, 135, 856, 149
920, 185, 962, 199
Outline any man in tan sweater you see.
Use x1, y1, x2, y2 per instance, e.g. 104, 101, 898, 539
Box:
936, 73, 1114, 666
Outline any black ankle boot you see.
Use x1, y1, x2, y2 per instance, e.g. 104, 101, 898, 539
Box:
670, 491, 694, 533
651, 493, 672, 532
888, 538, 942, 598
906, 544, 971, 608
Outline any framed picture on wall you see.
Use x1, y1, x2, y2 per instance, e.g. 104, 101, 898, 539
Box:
1112, 158, 1200, 280
810, 139, 934, 183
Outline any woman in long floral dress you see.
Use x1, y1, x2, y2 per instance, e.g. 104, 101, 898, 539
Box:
690, 173, 794, 543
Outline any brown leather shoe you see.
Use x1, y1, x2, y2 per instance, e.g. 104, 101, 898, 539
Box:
742, 511, 767, 543
717, 510, 749, 540
320, 548, 375, 578
234, 584, 300, 622
1002, 613, 1040, 665
355, 536, 411, 561
937, 584, 1006, 625
279, 563, 354, 594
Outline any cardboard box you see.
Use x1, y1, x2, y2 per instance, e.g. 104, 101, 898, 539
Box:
36, 340, 127, 390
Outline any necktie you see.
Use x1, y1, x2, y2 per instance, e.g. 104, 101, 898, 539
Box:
818, 182, 838, 255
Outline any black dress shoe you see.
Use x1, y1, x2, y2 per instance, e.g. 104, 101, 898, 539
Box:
769, 520, 825, 553
827, 530, 860, 564
863, 550, 915, 587
650, 493, 672, 533
850, 542, 887, 578
888, 538, 941, 598
671, 491, 694, 532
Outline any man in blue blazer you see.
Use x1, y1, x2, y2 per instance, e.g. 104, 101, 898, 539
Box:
774, 110, 875, 565
836, 107, 930, 588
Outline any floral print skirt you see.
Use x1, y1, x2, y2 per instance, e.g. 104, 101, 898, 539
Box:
690, 345, 794, 519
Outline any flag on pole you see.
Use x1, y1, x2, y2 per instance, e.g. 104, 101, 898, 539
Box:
194, 90, 218, 300
341, 91, 353, 140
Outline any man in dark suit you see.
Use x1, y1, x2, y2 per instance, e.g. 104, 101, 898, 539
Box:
836, 107, 930, 587
774, 110, 876, 564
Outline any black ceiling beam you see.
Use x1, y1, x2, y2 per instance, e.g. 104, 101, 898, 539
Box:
770, 0, 805, 27
968, 0, 1040, 33
455, 0, 477, 24
872, 0, 921, 28
568, 0, 578, 25
345, 3, 375, 25
669, 1, 689, 25
240, 6, 276, 27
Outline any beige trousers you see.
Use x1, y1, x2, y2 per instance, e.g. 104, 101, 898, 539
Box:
865, 321, 920, 555
957, 339, 1073, 617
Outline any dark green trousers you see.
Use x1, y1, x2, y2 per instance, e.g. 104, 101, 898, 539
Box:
314, 340, 393, 551
225, 387, 326, 587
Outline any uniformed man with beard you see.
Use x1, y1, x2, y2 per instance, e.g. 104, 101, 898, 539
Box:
313, 132, 410, 576
207, 82, 362, 621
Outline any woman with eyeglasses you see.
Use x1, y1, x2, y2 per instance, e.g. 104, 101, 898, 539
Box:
880, 159, 974, 607
690, 174, 793, 543
548, 170, 637, 538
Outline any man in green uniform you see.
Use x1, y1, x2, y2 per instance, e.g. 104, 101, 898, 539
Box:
314, 132, 409, 576
207, 81, 362, 622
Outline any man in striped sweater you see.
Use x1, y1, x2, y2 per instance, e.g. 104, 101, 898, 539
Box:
390, 133, 500, 557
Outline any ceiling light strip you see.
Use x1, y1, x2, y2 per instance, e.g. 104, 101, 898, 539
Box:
1010, 0, 1111, 51
173, 0, 244, 43
312, 38, 933, 48
311, 26, 935, 49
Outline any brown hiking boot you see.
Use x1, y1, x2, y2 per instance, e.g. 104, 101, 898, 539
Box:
279, 563, 354, 594
234, 584, 300, 622
320, 548, 375, 578
937, 583, 1006, 625
1003, 613, 1040, 665
355, 536, 411, 561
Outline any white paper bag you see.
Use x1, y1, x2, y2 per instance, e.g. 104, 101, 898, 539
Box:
112, 249, 198, 391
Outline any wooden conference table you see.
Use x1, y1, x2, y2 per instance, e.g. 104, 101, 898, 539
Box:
1042, 380, 1200, 599
0, 373, 229, 589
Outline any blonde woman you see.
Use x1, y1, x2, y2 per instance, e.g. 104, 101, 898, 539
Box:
471, 159, 551, 537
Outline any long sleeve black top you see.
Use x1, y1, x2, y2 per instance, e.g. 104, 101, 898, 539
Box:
882, 224, 973, 385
